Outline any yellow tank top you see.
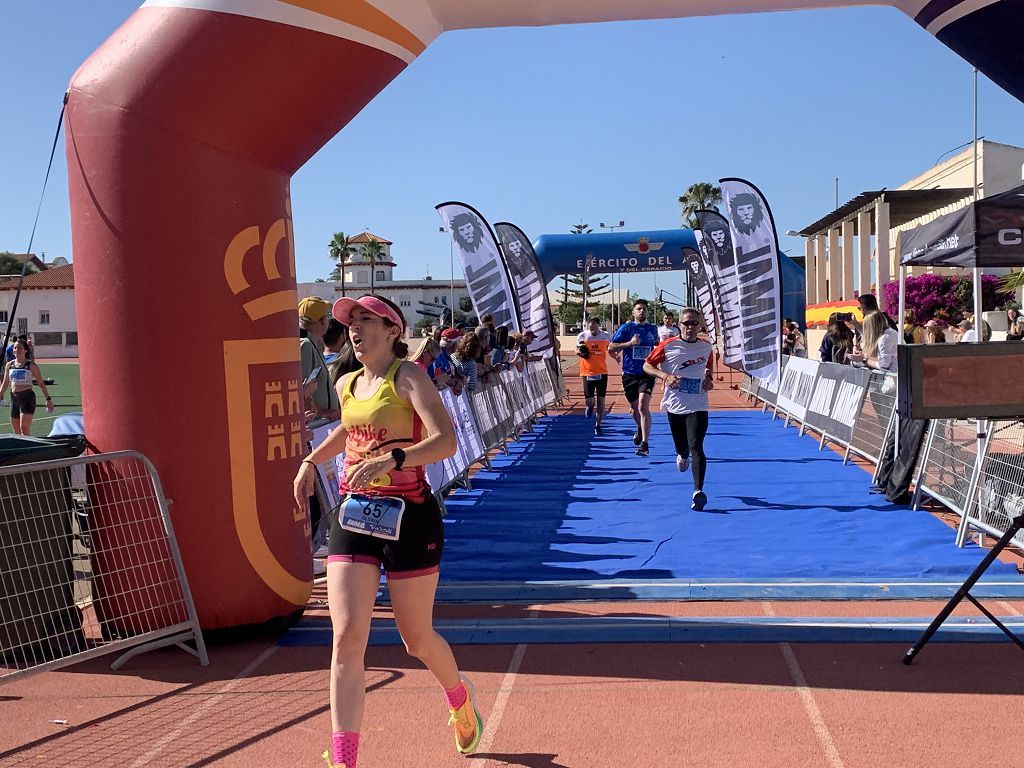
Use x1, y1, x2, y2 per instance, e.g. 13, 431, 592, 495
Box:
341, 357, 427, 502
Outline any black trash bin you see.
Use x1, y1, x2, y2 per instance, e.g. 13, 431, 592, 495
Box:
0, 434, 88, 667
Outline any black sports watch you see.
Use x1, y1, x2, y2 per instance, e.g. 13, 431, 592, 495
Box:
390, 448, 406, 470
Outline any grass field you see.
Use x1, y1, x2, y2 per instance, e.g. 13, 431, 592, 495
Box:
0, 361, 81, 436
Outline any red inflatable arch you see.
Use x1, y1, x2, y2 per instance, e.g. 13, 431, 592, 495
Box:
65, 0, 1024, 629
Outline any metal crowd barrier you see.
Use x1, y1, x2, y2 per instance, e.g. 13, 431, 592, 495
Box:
912, 418, 1024, 550
1, 451, 208, 685
911, 419, 982, 523
429, 360, 564, 498
970, 420, 1024, 548
845, 373, 898, 480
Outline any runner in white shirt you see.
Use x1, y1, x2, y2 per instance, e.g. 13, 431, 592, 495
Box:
643, 307, 715, 510
657, 312, 681, 343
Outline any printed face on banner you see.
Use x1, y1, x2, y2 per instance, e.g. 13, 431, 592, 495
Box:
451, 212, 485, 253
728, 192, 771, 246
701, 220, 733, 266
499, 230, 532, 278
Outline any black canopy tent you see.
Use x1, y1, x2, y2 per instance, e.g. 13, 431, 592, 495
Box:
898, 181, 1024, 269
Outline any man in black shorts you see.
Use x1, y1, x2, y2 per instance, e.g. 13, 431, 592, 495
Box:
609, 299, 661, 456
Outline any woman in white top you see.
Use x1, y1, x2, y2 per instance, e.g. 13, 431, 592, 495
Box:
851, 311, 899, 372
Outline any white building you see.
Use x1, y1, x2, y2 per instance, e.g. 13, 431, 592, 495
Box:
298, 231, 470, 332
801, 140, 1024, 305
0, 264, 78, 358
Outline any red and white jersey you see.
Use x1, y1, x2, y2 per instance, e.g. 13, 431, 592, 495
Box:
645, 338, 714, 415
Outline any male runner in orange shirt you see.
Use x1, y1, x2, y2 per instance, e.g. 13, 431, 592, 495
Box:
576, 316, 612, 436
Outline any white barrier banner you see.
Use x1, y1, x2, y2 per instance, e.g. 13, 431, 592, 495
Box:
775, 356, 819, 421
310, 421, 344, 511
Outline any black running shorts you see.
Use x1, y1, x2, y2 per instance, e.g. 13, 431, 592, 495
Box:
10, 390, 36, 418
328, 493, 444, 578
583, 374, 608, 398
621, 373, 656, 403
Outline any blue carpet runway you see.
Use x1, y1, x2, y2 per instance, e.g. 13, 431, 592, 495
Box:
281, 410, 1024, 647
434, 411, 1022, 596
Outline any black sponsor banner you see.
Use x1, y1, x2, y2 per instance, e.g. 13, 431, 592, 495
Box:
898, 205, 975, 267
438, 202, 522, 333
494, 222, 556, 358
719, 177, 783, 385
802, 362, 872, 444
694, 209, 742, 369
682, 245, 717, 345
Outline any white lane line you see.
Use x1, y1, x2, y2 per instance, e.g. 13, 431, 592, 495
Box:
476, 608, 538, 763
762, 603, 845, 768
127, 644, 279, 768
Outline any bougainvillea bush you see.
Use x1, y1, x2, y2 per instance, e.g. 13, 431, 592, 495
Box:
882, 273, 1013, 326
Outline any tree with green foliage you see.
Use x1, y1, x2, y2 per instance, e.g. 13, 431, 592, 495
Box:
678, 182, 722, 229
362, 238, 384, 294
327, 232, 354, 294
0, 252, 37, 276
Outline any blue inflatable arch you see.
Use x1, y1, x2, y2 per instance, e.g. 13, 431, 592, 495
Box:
533, 229, 806, 325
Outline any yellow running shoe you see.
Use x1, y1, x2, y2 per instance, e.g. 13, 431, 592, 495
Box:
321, 750, 347, 768
447, 674, 484, 755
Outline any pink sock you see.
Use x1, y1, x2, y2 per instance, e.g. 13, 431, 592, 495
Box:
331, 731, 359, 768
443, 680, 467, 710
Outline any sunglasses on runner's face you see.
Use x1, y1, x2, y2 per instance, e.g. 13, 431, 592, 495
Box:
681, 320, 701, 327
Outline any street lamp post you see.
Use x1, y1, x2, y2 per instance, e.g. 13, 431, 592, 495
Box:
600, 220, 625, 325
439, 225, 455, 327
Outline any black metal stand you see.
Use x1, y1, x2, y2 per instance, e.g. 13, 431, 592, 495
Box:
903, 513, 1024, 664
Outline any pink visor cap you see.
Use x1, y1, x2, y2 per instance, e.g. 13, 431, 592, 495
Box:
332, 295, 405, 333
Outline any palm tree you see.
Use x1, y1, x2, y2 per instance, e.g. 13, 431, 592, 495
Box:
363, 237, 384, 294
678, 182, 722, 229
1000, 270, 1024, 294
570, 222, 592, 235
328, 232, 354, 296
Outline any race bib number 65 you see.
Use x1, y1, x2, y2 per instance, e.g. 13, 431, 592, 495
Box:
339, 494, 406, 541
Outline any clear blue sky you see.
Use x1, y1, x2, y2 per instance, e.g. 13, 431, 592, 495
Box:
4, 2, 1024, 301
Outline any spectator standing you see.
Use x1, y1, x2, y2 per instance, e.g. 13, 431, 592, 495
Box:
856, 294, 898, 331
850, 311, 899, 372
408, 337, 441, 382
299, 297, 340, 422
452, 333, 481, 393
923, 320, 946, 344
1006, 308, 1023, 341
819, 314, 855, 365
432, 329, 461, 390
788, 322, 806, 357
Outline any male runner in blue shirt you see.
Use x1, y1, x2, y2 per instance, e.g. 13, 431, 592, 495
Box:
609, 299, 660, 457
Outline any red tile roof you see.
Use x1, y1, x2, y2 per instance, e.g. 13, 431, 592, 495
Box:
349, 232, 393, 245
0, 264, 74, 290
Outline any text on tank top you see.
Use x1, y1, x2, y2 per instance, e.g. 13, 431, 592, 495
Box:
8, 363, 32, 388
341, 358, 427, 502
